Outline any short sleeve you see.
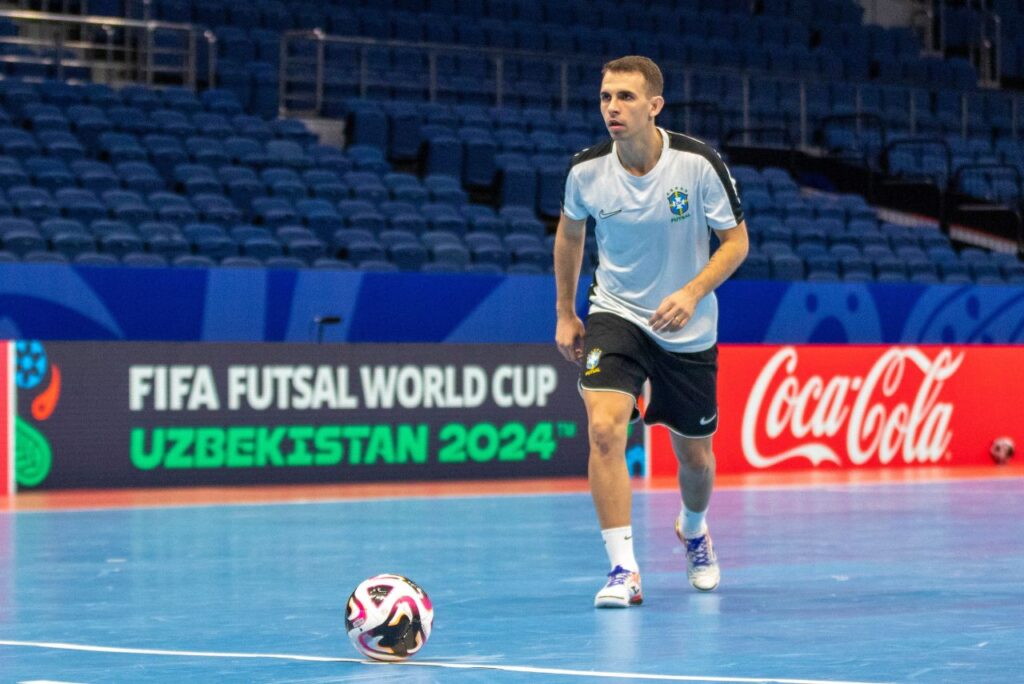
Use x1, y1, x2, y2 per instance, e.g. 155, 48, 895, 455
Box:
561, 166, 588, 221
701, 158, 744, 230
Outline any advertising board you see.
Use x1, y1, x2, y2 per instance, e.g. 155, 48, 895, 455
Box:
647, 345, 1022, 477
10, 341, 589, 490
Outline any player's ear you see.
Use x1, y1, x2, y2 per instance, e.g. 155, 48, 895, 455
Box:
650, 95, 665, 118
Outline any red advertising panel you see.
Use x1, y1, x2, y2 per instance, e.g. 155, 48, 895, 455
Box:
648, 345, 1023, 477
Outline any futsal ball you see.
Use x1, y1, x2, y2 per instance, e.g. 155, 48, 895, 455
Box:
989, 436, 1015, 465
345, 574, 433, 661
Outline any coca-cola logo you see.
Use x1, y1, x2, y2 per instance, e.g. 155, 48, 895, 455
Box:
743, 347, 964, 468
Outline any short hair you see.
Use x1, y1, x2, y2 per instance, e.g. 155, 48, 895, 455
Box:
601, 56, 664, 98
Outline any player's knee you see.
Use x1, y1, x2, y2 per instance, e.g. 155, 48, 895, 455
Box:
588, 416, 627, 457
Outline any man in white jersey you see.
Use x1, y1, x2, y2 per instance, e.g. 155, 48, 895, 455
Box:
553, 56, 749, 608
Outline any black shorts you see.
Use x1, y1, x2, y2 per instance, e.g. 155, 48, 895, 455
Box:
579, 312, 719, 438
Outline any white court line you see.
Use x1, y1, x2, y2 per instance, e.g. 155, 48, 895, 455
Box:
0, 639, 891, 684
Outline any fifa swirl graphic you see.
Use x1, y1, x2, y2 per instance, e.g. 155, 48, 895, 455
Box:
14, 340, 60, 488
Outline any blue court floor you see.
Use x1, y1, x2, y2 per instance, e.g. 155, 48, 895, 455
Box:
1, 477, 1023, 683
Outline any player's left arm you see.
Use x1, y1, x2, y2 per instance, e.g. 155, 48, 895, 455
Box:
649, 222, 749, 333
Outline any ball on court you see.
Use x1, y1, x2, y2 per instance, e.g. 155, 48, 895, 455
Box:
989, 436, 1015, 465
345, 574, 433, 661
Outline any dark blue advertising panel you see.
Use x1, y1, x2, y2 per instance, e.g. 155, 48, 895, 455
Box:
4, 263, 1024, 345
14, 342, 590, 490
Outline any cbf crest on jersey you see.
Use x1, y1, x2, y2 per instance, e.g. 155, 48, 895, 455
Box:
666, 187, 690, 222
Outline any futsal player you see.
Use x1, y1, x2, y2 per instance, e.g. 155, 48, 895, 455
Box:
553, 56, 749, 608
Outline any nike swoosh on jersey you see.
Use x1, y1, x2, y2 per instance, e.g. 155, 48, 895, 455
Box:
598, 208, 623, 219
699, 413, 717, 425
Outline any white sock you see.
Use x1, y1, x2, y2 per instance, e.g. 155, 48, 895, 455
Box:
679, 505, 708, 539
601, 526, 638, 571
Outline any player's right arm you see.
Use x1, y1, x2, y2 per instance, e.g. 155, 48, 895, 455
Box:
553, 213, 588, 365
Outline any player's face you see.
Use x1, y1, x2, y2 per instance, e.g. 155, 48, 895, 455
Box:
599, 71, 661, 140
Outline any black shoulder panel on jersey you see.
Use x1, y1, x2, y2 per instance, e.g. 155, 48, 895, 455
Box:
569, 138, 613, 168
665, 130, 744, 225
561, 139, 613, 217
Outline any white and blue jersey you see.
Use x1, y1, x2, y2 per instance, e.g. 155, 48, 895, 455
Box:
562, 127, 743, 353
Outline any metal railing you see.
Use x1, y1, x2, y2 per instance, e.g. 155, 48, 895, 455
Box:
279, 30, 586, 116
976, 11, 1001, 88
279, 30, 1023, 148
0, 8, 213, 89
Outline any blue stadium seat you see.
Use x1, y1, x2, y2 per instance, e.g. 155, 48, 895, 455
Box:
38, 80, 81, 107
424, 131, 464, 179
121, 252, 169, 267
496, 155, 537, 208
73, 251, 119, 266
266, 140, 313, 169
343, 237, 387, 263
302, 169, 348, 202
460, 128, 498, 188
98, 230, 145, 258
535, 156, 565, 218
344, 171, 389, 204
22, 250, 69, 264
149, 109, 196, 138
220, 255, 263, 268
309, 144, 352, 175
24, 157, 73, 192
423, 174, 468, 204
770, 253, 804, 280
232, 114, 273, 142
219, 165, 264, 209
225, 136, 268, 166
38, 131, 84, 161
148, 191, 198, 223
116, 161, 165, 194
0, 126, 39, 158
251, 197, 298, 227
185, 136, 230, 168
193, 112, 235, 138
500, 206, 545, 236
69, 160, 116, 193
421, 203, 468, 234
39, 217, 86, 238
734, 253, 770, 279
238, 232, 284, 259
192, 194, 243, 225
55, 188, 107, 223
347, 144, 390, 174
183, 223, 237, 260
295, 198, 341, 234
108, 106, 158, 136
0, 157, 28, 189
0, 217, 45, 256
258, 167, 304, 201
428, 242, 471, 270
873, 256, 907, 280
8, 186, 58, 221
173, 254, 217, 268
161, 87, 203, 114
145, 231, 191, 259
121, 85, 162, 111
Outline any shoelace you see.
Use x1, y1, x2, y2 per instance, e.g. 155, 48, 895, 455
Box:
686, 536, 713, 567
605, 565, 633, 585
